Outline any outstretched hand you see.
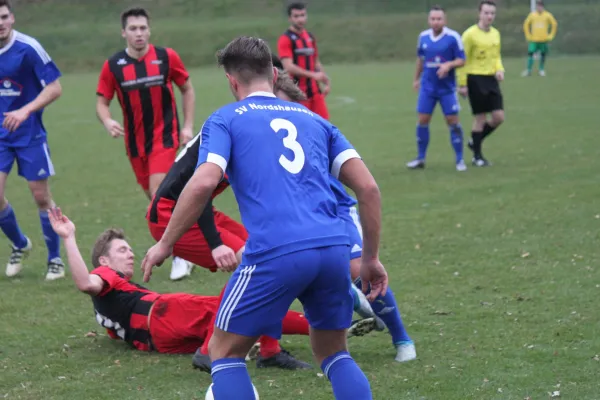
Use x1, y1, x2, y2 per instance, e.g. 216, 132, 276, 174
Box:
141, 241, 173, 283
48, 207, 76, 239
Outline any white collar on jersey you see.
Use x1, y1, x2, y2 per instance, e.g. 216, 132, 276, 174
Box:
429, 27, 448, 42
246, 91, 276, 98
0, 30, 18, 56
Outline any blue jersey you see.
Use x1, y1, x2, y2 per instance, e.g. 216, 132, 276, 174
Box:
417, 27, 465, 95
330, 177, 357, 209
0, 31, 61, 147
197, 92, 360, 264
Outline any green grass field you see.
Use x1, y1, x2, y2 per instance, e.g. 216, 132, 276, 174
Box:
1, 56, 599, 399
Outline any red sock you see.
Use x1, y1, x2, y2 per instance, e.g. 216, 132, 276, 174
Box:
201, 283, 228, 355
282, 311, 309, 335
258, 336, 281, 358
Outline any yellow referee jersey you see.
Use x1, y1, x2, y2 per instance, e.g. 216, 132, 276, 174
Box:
457, 25, 504, 87
523, 10, 558, 43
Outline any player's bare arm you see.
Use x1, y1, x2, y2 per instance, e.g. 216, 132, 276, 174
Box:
48, 208, 104, 295
413, 57, 424, 91
337, 158, 388, 301
280, 58, 327, 83
95, 96, 124, 138
141, 162, 222, 282
177, 79, 195, 146
437, 57, 465, 79
2, 80, 62, 132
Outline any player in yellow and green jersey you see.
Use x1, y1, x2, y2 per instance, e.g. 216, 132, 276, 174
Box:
522, 0, 557, 77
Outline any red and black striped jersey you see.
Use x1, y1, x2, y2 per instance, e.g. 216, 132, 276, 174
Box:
277, 29, 321, 99
147, 133, 231, 249
96, 44, 189, 158
91, 266, 160, 351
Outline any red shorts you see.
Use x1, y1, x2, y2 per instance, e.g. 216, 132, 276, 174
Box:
129, 147, 177, 191
301, 93, 329, 120
149, 293, 218, 354
147, 197, 248, 271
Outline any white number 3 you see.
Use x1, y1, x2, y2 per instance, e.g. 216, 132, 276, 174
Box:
270, 118, 305, 174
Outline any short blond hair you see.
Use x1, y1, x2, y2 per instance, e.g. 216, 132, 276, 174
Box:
274, 71, 307, 102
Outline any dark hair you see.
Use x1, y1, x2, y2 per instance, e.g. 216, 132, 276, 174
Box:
0, 0, 12, 11
121, 7, 150, 29
287, 2, 306, 16
217, 36, 274, 84
430, 5, 445, 12
479, 0, 496, 10
92, 228, 126, 268
536, 0, 544, 5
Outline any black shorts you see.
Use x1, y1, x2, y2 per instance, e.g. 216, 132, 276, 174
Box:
467, 74, 503, 115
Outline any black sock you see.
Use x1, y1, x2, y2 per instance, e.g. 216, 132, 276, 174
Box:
481, 123, 497, 141
471, 131, 483, 158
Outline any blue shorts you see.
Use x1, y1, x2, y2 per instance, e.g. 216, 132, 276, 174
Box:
417, 91, 460, 116
0, 141, 55, 181
339, 206, 363, 260
215, 245, 354, 339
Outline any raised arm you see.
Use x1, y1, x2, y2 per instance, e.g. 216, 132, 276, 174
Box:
48, 208, 104, 296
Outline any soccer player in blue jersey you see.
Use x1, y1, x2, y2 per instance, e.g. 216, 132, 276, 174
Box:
141, 36, 387, 400
407, 6, 467, 172
276, 76, 416, 363
0, 0, 64, 280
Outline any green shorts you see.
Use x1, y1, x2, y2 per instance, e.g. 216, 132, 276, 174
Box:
528, 42, 549, 55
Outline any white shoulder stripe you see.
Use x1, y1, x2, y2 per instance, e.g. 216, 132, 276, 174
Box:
447, 29, 465, 51
15, 31, 51, 64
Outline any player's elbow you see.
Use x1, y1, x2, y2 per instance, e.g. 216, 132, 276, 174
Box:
355, 179, 381, 205
48, 80, 62, 99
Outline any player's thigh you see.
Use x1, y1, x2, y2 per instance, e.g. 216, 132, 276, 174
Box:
149, 293, 214, 354
0, 146, 15, 200
439, 92, 461, 118
173, 225, 220, 271
15, 142, 54, 182
215, 210, 248, 242
216, 250, 322, 339
540, 43, 549, 55
528, 42, 538, 55
298, 245, 354, 332
416, 91, 437, 116
128, 156, 149, 192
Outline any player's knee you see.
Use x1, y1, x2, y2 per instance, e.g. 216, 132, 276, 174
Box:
310, 329, 348, 365
492, 111, 505, 126
349, 258, 360, 280
445, 115, 459, 126
417, 114, 431, 125
29, 181, 53, 209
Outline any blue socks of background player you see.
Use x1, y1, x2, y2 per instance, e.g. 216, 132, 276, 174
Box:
322, 351, 372, 400
449, 124, 464, 163
211, 358, 256, 399
39, 210, 60, 261
416, 124, 430, 160
355, 278, 412, 344
0, 204, 28, 249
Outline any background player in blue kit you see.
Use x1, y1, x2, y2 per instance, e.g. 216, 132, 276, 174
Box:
0, 0, 64, 280
407, 6, 466, 172
141, 36, 387, 400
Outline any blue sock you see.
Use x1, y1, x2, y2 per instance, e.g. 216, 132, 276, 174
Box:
211, 358, 256, 399
449, 124, 464, 163
416, 124, 430, 160
39, 210, 60, 261
355, 278, 412, 344
322, 351, 372, 400
0, 204, 28, 248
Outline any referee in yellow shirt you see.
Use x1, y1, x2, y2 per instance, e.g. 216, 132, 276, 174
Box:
457, 0, 504, 167
522, 0, 557, 77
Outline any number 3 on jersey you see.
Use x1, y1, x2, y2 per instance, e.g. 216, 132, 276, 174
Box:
270, 118, 305, 174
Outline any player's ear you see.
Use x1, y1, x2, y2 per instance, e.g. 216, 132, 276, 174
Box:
272, 67, 279, 88
98, 255, 110, 267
